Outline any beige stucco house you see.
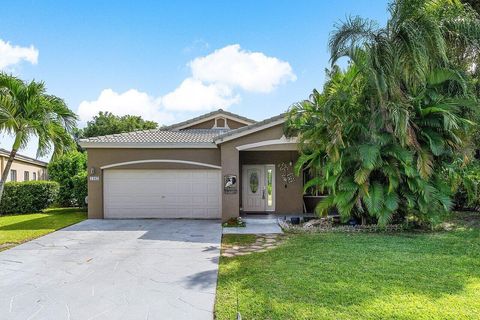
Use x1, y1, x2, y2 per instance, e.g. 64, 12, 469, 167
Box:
0, 148, 48, 182
79, 110, 304, 221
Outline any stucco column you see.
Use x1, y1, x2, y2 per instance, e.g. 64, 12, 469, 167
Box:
87, 152, 104, 219
220, 143, 239, 221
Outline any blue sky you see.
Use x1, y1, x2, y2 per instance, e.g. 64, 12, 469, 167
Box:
0, 0, 389, 158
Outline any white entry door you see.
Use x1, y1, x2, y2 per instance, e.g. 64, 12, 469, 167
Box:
242, 165, 275, 212
103, 169, 221, 219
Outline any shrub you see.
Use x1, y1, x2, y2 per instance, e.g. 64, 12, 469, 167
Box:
0, 181, 59, 214
48, 151, 87, 206
72, 171, 88, 207
445, 159, 480, 210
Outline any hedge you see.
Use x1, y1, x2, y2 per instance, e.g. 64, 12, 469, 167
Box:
0, 181, 59, 214
72, 172, 88, 207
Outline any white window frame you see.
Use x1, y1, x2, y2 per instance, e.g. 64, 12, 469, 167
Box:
10, 170, 17, 182
213, 117, 229, 129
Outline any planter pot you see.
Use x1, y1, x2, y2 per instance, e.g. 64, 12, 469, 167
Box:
291, 217, 301, 225
348, 218, 358, 226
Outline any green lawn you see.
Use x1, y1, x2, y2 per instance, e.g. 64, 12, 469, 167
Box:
216, 220, 480, 319
222, 234, 257, 246
0, 207, 87, 250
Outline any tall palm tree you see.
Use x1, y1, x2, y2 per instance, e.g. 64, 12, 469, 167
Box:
0, 73, 77, 202
286, 0, 479, 226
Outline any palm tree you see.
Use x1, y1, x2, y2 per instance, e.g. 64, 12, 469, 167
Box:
286, 0, 480, 226
0, 73, 77, 202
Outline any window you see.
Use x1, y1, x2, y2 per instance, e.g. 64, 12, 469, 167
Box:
214, 117, 229, 128
33, 172, 37, 181
24, 171, 29, 181
266, 168, 273, 206
10, 170, 17, 182
249, 170, 259, 193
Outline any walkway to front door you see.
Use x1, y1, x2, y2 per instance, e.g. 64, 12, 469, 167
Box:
242, 164, 275, 212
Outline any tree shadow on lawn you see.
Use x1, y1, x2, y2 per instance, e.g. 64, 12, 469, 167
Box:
216, 230, 480, 318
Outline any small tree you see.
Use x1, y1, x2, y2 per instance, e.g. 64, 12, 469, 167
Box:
0, 73, 77, 203
48, 151, 87, 206
76, 111, 158, 139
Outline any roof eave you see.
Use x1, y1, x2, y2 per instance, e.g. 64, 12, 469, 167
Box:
78, 142, 218, 149
164, 109, 256, 131
214, 116, 286, 144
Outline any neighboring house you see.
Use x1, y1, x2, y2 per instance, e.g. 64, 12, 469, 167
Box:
79, 109, 304, 221
0, 148, 48, 182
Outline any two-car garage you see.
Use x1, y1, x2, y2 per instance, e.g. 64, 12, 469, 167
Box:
103, 169, 221, 219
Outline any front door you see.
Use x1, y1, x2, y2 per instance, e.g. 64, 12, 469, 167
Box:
242, 165, 275, 212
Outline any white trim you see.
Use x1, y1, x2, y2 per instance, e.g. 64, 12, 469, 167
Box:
242, 164, 276, 212
213, 116, 230, 129
215, 118, 285, 144
79, 142, 218, 149
173, 113, 253, 130
235, 135, 298, 151
265, 164, 276, 212
100, 159, 222, 170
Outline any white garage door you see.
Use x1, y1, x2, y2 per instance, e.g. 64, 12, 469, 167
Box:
104, 169, 221, 219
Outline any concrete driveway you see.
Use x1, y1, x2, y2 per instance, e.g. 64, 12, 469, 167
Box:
0, 219, 222, 320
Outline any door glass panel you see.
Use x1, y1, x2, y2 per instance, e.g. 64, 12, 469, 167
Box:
249, 171, 259, 193
266, 169, 273, 206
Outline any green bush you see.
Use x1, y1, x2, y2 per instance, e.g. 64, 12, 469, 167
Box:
48, 151, 87, 206
0, 181, 59, 214
445, 159, 480, 210
72, 171, 88, 207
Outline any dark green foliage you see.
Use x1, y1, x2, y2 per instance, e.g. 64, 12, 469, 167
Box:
72, 171, 88, 208
0, 181, 59, 214
76, 111, 158, 139
461, 0, 480, 15
48, 151, 87, 206
445, 159, 480, 210
286, 0, 480, 226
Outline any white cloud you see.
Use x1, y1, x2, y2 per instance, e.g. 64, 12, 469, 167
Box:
77, 44, 296, 122
189, 44, 296, 93
77, 89, 174, 124
162, 78, 240, 111
0, 39, 38, 70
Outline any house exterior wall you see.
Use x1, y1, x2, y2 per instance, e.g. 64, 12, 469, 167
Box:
183, 118, 248, 130
240, 151, 303, 214
86, 148, 221, 219
219, 123, 299, 220
0, 156, 47, 182
187, 119, 216, 129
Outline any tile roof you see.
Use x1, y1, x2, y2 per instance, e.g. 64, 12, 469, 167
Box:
79, 129, 229, 145
79, 111, 286, 147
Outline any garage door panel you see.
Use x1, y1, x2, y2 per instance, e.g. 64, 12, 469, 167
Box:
104, 169, 221, 219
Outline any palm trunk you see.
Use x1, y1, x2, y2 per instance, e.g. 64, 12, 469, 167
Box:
0, 148, 18, 203
0, 134, 22, 204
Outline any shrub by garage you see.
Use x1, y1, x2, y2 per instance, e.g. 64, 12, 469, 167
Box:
72, 171, 88, 208
0, 181, 59, 214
